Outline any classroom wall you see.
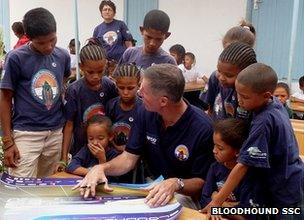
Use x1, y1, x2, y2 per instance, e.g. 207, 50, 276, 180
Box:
8, 0, 246, 78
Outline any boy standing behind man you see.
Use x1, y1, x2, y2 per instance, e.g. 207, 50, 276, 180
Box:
0, 8, 70, 178
120, 9, 176, 69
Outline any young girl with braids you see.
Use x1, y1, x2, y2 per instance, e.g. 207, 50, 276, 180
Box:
57, 43, 118, 171
203, 21, 256, 116
106, 63, 142, 153
208, 42, 257, 120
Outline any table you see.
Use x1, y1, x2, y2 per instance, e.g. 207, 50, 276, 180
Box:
50, 172, 207, 220
184, 81, 205, 92
289, 101, 304, 113
290, 119, 304, 154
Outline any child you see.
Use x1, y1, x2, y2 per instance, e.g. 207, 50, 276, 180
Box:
59, 43, 118, 170
200, 119, 263, 219
178, 52, 202, 83
203, 21, 255, 116
67, 39, 80, 83
119, 9, 176, 69
93, 0, 133, 62
0, 8, 71, 178
210, 42, 257, 120
11, 21, 29, 49
66, 115, 118, 176
106, 63, 142, 153
204, 63, 304, 219
291, 76, 304, 103
169, 44, 186, 65
273, 82, 293, 118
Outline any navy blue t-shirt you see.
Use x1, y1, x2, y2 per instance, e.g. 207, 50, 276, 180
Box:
238, 97, 304, 206
126, 104, 214, 179
93, 19, 133, 62
66, 145, 119, 173
106, 96, 143, 147
64, 77, 118, 155
119, 46, 177, 70
200, 162, 263, 208
0, 44, 70, 131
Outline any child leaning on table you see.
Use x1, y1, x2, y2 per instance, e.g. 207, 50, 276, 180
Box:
200, 118, 265, 220
203, 63, 304, 220
66, 115, 119, 176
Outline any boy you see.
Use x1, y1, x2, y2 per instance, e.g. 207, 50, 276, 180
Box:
119, 9, 176, 69
0, 8, 70, 178
291, 76, 304, 103
203, 63, 304, 219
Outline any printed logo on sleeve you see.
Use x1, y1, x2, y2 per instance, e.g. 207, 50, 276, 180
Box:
247, 147, 267, 159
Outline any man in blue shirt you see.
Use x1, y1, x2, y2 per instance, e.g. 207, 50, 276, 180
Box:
74, 64, 214, 209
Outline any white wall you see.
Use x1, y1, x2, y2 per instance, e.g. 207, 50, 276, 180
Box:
159, 0, 247, 76
8, 0, 246, 76
9, 0, 124, 51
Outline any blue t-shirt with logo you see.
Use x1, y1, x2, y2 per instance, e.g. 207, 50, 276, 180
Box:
93, 19, 133, 62
238, 97, 304, 206
126, 104, 214, 179
200, 162, 263, 209
64, 77, 118, 156
119, 46, 177, 70
0, 44, 70, 131
106, 96, 143, 147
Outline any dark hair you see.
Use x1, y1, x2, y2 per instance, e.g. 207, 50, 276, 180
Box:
223, 20, 256, 48
143, 9, 170, 33
79, 43, 107, 64
86, 115, 112, 134
276, 82, 290, 96
299, 76, 304, 87
169, 44, 186, 64
214, 119, 249, 150
143, 64, 185, 103
99, 0, 116, 14
219, 42, 257, 70
69, 38, 80, 48
237, 63, 278, 94
11, 22, 24, 35
23, 7, 56, 39
113, 63, 141, 81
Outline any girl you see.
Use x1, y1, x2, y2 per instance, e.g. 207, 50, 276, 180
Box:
66, 115, 118, 176
178, 52, 202, 83
273, 82, 293, 118
200, 119, 263, 219
209, 42, 256, 120
203, 21, 256, 116
57, 43, 118, 171
106, 63, 142, 153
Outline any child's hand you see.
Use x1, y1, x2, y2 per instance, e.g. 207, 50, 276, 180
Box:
88, 143, 106, 163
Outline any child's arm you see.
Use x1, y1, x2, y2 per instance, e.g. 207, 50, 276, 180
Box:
57, 120, 74, 171
71, 167, 90, 176
0, 89, 20, 168
202, 163, 248, 212
65, 147, 91, 176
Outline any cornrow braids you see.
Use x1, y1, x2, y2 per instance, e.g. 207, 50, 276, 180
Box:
79, 43, 107, 64
112, 63, 141, 80
219, 42, 257, 70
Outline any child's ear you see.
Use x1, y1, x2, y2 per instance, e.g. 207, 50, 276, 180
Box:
264, 91, 272, 99
165, 32, 171, 39
140, 26, 144, 34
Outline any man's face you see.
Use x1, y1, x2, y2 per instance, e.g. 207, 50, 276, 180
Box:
138, 77, 161, 112
140, 27, 169, 54
30, 32, 57, 55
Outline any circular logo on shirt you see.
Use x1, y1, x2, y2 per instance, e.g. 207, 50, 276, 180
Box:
174, 145, 189, 161
103, 31, 118, 46
112, 122, 131, 146
129, 117, 134, 122
31, 69, 59, 110
100, 92, 105, 98
82, 103, 105, 123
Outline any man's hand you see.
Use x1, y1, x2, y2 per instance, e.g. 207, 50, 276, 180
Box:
3, 144, 20, 168
72, 164, 112, 198
145, 178, 179, 208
